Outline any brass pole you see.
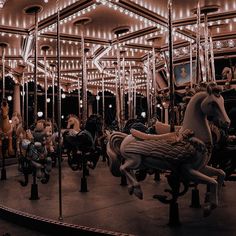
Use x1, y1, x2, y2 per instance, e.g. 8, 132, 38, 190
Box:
152, 46, 157, 118
196, 1, 201, 84
56, 0, 63, 221
204, 13, 210, 81
33, 10, 39, 124
190, 42, 193, 88
116, 39, 122, 130
81, 24, 87, 128
102, 68, 105, 132
168, 0, 175, 132
146, 54, 151, 125
26, 81, 29, 129
78, 78, 81, 118
42, 48, 49, 120
22, 73, 25, 127
1, 45, 6, 99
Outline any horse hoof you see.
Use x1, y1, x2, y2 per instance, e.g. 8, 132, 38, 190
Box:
18, 180, 27, 187
203, 203, 217, 217
133, 186, 143, 200
128, 186, 134, 195
41, 174, 50, 184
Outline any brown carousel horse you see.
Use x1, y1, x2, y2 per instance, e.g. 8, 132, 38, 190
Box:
0, 99, 14, 157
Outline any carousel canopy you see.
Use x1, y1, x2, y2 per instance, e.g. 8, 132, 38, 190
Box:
0, 0, 236, 95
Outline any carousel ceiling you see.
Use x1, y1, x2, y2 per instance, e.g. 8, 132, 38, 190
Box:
0, 0, 236, 94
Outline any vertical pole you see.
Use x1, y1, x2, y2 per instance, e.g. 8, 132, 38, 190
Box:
1, 46, 6, 99
116, 38, 122, 130
102, 69, 105, 132
168, 0, 175, 132
43, 51, 48, 120
128, 64, 132, 119
190, 42, 193, 88
33, 11, 38, 124
56, 0, 63, 221
81, 24, 87, 128
152, 46, 157, 118
96, 88, 99, 115
146, 55, 151, 125
26, 81, 29, 129
196, 1, 201, 84
133, 80, 136, 119
204, 13, 210, 81
114, 66, 120, 126
78, 79, 81, 118
22, 73, 25, 127
52, 67, 55, 132
209, 35, 216, 82
122, 54, 126, 123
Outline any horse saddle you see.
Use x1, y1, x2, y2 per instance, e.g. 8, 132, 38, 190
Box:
130, 128, 177, 142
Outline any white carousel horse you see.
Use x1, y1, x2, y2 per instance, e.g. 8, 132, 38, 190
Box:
107, 84, 230, 213
0, 99, 14, 157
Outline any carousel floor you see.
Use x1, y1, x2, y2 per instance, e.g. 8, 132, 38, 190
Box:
0, 157, 236, 236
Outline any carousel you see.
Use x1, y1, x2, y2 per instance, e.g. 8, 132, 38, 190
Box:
0, 0, 236, 235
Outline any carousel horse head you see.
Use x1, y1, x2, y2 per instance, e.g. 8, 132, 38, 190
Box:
35, 119, 46, 132
45, 119, 53, 137
85, 114, 102, 136
67, 114, 80, 131
11, 112, 22, 127
201, 83, 230, 128
1, 98, 9, 118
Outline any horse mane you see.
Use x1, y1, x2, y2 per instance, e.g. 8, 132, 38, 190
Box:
67, 114, 80, 122
84, 114, 101, 132
37, 119, 46, 124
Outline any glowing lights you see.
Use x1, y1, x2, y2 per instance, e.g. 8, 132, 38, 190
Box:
7, 95, 12, 101
37, 111, 44, 117
141, 111, 146, 118
61, 93, 66, 99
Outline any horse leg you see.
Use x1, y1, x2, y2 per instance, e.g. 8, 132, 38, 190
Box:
32, 161, 43, 179
200, 165, 225, 198
8, 135, 15, 156
41, 156, 52, 184
120, 157, 143, 199
185, 168, 218, 216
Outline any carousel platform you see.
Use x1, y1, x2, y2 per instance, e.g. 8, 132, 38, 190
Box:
0, 157, 236, 236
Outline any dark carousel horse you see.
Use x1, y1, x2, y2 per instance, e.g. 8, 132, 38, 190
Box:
63, 115, 102, 171
19, 120, 52, 187
209, 122, 236, 180
19, 139, 52, 186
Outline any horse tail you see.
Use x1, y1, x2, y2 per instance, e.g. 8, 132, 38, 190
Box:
106, 132, 127, 177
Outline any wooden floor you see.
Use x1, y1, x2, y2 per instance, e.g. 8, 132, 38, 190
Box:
0, 157, 236, 236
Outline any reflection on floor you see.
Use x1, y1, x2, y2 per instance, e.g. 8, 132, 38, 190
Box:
0, 157, 236, 236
